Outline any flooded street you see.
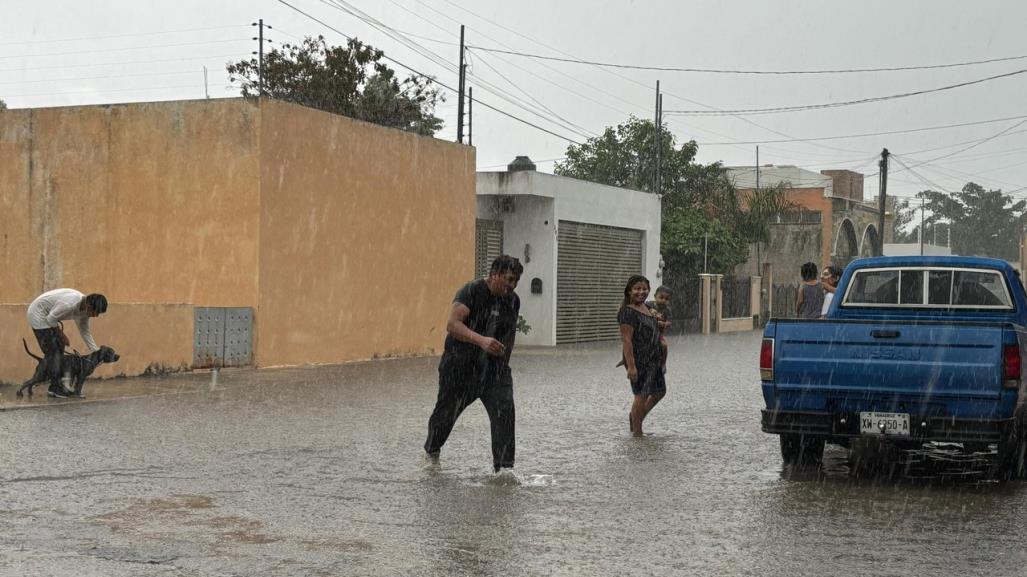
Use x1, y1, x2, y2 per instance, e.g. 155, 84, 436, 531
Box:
2, 330, 1026, 576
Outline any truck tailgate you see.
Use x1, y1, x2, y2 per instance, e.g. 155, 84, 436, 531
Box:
773, 320, 1007, 405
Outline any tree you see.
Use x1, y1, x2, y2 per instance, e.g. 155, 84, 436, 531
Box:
227, 36, 443, 136
0, 98, 6, 111
555, 116, 791, 292
917, 182, 1026, 261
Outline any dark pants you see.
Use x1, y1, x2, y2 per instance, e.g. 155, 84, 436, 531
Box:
33, 327, 64, 392
424, 361, 515, 471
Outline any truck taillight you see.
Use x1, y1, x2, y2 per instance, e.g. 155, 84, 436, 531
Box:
760, 338, 774, 381
1004, 344, 1021, 388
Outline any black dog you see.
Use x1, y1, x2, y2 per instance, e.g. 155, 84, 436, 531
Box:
17, 339, 120, 398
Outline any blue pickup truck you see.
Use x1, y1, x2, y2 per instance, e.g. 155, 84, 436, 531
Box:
760, 255, 1027, 477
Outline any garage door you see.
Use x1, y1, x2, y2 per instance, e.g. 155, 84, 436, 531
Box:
475, 219, 504, 279
557, 221, 644, 343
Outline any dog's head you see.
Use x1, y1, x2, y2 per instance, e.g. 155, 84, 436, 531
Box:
97, 346, 120, 364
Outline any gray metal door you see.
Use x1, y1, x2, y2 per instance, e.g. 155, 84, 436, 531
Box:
556, 221, 644, 343
475, 219, 504, 279
194, 307, 253, 368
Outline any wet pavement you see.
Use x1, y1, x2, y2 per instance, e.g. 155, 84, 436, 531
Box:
2, 330, 1026, 576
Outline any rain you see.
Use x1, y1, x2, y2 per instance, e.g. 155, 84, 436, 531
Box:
4, 2, 1027, 576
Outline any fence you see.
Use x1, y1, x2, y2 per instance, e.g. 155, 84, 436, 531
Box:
673, 276, 703, 334
721, 276, 752, 318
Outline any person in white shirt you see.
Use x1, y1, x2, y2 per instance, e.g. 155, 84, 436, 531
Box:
820, 266, 842, 318
27, 289, 108, 397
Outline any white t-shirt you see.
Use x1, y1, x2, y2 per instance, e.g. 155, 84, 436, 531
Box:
27, 288, 99, 352
821, 291, 834, 317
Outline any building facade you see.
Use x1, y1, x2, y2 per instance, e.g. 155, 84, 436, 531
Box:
476, 158, 662, 346
728, 165, 890, 278
0, 97, 474, 382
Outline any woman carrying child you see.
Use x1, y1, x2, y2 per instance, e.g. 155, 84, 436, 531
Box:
618, 275, 666, 437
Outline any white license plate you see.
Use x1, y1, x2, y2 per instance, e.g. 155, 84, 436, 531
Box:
859, 412, 910, 436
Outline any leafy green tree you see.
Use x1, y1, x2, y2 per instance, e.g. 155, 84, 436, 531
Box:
227, 36, 443, 136
556, 116, 791, 291
0, 98, 7, 111
919, 182, 1026, 261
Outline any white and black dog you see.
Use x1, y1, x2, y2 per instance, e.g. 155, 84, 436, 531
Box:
17, 339, 120, 398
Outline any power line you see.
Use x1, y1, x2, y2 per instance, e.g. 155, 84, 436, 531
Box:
894, 117, 1027, 174
0, 25, 248, 47
429, 0, 865, 156
0, 69, 219, 87
0, 53, 248, 73
0, 38, 252, 60
693, 113, 1027, 145
274, 0, 584, 145
463, 46, 1027, 75
320, 0, 593, 139
664, 67, 1027, 116
7, 83, 236, 99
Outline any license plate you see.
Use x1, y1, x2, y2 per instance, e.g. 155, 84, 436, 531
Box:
859, 412, 910, 436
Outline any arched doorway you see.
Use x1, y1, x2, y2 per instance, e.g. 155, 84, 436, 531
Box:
833, 218, 859, 264
860, 225, 879, 257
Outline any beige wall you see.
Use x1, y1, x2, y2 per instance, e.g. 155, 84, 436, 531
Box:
256, 100, 475, 366
0, 100, 262, 306
0, 304, 193, 385
0, 98, 474, 378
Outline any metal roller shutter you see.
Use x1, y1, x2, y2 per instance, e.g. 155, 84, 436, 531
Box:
557, 221, 644, 343
475, 219, 504, 279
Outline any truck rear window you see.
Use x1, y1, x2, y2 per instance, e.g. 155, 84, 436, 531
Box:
843, 267, 1013, 309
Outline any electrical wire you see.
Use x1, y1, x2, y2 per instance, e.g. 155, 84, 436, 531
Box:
0, 38, 253, 60
464, 45, 1027, 75
274, 0, 584, 144
0, 25, 248, 47
664, 68, 1027, 116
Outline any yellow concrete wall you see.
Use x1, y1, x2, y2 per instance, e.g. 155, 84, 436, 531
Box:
0, 304, 193, 385
256, 100, 475, 366
0, 110, 43, 300
0, 100, 262, 306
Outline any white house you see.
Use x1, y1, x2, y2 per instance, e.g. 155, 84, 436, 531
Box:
476, 157, 662, 346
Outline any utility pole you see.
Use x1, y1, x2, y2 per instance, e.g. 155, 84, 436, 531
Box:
657, 93, 663, 192
468, 87, 473, 146
924, 197, 932, 253
456, 25, 466, 144
756, 146, 760, 189
877, 148, 890, 256
252, 19, 272, 96
203, 66, 209, 99
653, 81, 661, 193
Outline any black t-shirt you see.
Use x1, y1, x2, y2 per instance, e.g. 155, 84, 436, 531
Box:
617, 306, 662, 367
442, 279, 521, 370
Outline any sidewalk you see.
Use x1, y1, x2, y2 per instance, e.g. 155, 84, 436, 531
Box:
0, 368, 246, 411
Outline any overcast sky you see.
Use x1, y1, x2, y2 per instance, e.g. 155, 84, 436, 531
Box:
4, 0, 1027, 203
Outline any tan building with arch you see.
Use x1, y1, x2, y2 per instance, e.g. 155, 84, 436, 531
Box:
728, 165, 891, 279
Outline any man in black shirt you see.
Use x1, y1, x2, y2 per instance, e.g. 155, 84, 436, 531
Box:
424, 255, 523, 472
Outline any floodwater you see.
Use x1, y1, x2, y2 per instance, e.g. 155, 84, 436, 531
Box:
2, 330, 1026, 576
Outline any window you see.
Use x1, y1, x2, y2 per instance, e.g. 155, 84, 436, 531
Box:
847, 269, 898, 304
953, 270, 1010, 307
899, 270, 924, 305
927, 270, 952, 304
843, 267, 1013, 309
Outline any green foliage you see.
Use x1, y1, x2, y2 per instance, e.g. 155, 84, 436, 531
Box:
227, 36, 443, 136
555, 116, 696, 195
556, 117, 792, 290
516, 315, 531, 335
915, 182, 1026, 261
0, 98, 6, 111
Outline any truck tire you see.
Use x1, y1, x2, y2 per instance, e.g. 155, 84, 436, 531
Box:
780, 434, 825, 466
997, 415, 1026, 480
